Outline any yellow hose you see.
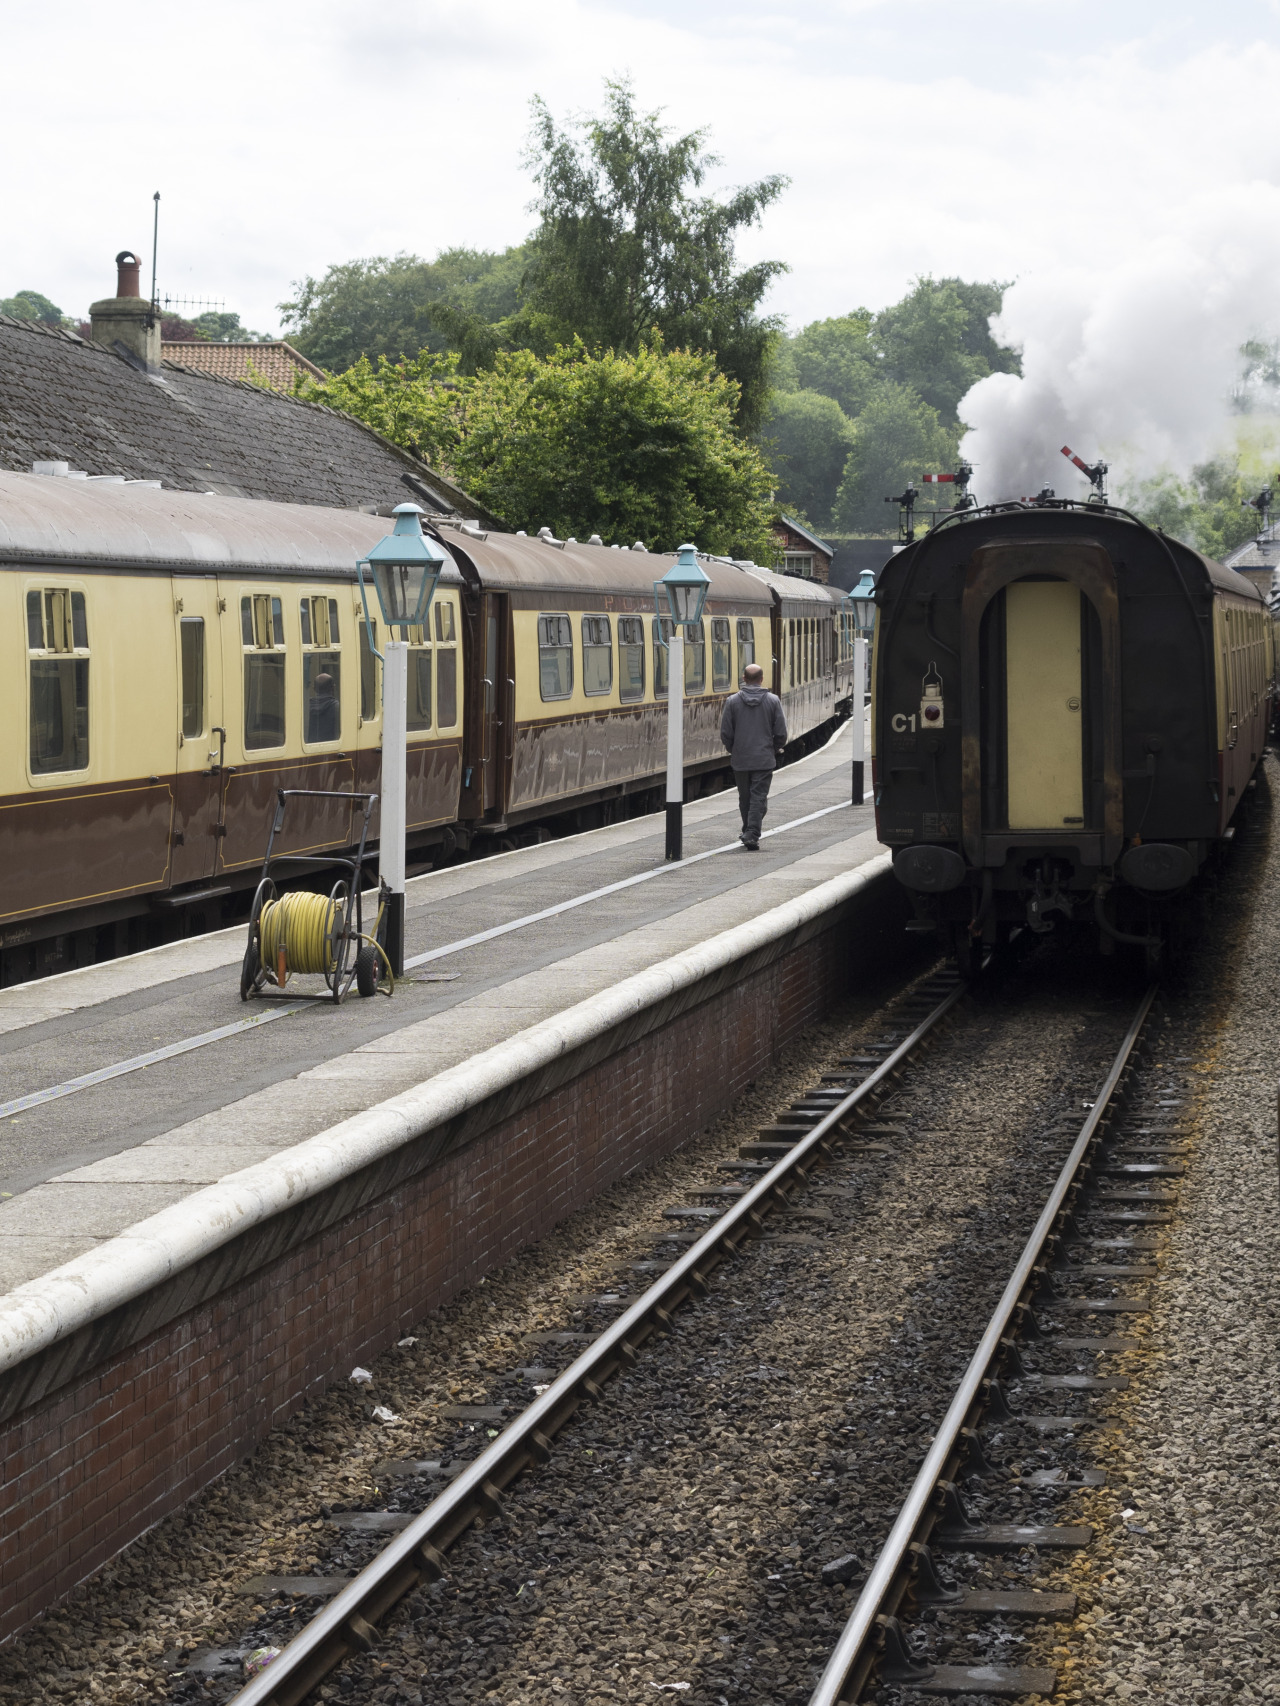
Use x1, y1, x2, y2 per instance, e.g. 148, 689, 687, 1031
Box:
260, 890, 340, 977
259, 890, 395, 995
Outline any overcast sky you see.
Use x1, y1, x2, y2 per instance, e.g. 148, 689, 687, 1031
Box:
6, 1, 1280, 340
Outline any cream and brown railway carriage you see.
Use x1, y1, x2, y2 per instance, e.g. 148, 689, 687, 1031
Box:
2, 475, 841, 984
431, 525, 776, 828
736, 564, 850, 740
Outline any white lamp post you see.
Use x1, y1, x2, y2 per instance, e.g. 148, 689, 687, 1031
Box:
654, 544, 711, 860
357, 503, 447, 975
847, 573, 876, 805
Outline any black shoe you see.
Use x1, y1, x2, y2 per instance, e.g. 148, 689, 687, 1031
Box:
743, 839, 760, 851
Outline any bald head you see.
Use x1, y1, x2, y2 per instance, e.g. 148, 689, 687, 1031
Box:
743, 663, 765, 686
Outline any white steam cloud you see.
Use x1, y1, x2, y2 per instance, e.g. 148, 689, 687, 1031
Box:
958, 186, 1280, 505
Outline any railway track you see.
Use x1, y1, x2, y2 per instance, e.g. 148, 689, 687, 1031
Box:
212, 956, 1163, 1706
226, 967, 974, 1706
810, 982, 1162, 1701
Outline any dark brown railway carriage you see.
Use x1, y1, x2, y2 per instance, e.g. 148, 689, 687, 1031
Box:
873, 500, 1276, 968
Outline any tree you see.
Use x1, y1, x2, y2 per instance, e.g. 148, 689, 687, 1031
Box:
1126, 457, 1263, 560
1, 289, 67, 324
789, 312, 878, 419
517, 79, 788, 432
302, 335, 775, 558
763, 390, 855, 528
280, 248, 526, 372
873, 277, 1020, 421
833, 385, 960, 532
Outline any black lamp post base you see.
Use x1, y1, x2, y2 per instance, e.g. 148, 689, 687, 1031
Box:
851, 760, 864, 805
381, 891, 405, 978
665, 802, 683, 861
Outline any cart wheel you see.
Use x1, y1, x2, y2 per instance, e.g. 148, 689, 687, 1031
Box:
355, 945, 380, 999
239, 937, 260, 1001
240, 877, 276, 1000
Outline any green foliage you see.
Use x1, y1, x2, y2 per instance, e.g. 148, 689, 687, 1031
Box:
1, 288, 66, 324
517, 78, 788, 433
762, 277, 1018, 530
302, 336, 774, 558
1125, 457, 1266, 560
833, 385, 960, 533
789, 312, 878, 419
280, 249, 527, 373
762, 390, 855, 529
874, 277, 1019, 421
190, 311, 271, 343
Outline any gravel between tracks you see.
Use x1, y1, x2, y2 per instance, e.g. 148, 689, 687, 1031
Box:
223, 962, 1133, 1706
1013, 761, 1280, 1706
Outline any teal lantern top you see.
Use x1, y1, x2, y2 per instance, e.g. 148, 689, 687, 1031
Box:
359, 504, 448, 645
654, 543, 711, 628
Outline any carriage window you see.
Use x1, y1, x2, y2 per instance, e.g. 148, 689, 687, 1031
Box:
304, 655, 341, 742
538, 614, 574, 700
437, 646, 458, 727
435, 600, 456, 643
299, 596, 340, 649
407, 647, 433, 732
180, 617, 205, 739
653, 618, 673, 695
619, 617, 645, 702
736, 618, 755, 681
301, 598, 341, 744
359, 617, 379, 722
582, 615, 613, 696
28, 586, 89, 774
711, 618, 732, 691
684, 620, 706, 694
242, 593, 286, 749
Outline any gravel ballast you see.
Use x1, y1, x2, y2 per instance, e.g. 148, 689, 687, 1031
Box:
198, 959, 1135, 1706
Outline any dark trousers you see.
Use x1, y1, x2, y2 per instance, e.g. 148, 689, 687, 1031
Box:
735, 769, 773, 844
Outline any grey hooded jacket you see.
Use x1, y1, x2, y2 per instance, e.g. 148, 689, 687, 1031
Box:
720, 684, 788, 772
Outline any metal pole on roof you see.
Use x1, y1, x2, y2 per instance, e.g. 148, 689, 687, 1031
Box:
150, 193, 160, 312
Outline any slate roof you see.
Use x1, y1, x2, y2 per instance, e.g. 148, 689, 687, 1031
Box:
160, 339, 326, 390
0, 315, 499, 526
777, 514, 834, 558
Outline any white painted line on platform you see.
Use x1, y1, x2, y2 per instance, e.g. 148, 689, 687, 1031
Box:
404, 800, 852, 970
0, 1006, 306, 1120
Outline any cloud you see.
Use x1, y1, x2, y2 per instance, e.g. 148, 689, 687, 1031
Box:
4, 0, 1280, 368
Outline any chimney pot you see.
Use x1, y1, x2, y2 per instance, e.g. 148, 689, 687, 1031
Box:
89, 249, 160, 370
115, 250, 143, 299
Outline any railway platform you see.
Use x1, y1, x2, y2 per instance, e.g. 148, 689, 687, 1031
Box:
0, 719, 910, 1641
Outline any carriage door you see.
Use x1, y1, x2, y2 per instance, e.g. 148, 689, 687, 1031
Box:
1004, 579, 1083, 828
169, 576, 226, 886
478, 592, 510, 814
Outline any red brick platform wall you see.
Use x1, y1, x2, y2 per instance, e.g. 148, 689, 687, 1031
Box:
0, 904, 883, 1640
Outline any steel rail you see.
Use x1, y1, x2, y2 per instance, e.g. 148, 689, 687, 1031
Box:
807, 981, 1159, 1706
229, 975, 970, 1706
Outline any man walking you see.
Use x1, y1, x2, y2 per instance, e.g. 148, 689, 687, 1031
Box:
720, 663, 788, 850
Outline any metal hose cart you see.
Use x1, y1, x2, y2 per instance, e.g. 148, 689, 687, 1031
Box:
239, 789, 394, 1004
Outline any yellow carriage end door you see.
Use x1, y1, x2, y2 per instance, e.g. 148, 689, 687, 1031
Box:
1005, 580, 1083, 829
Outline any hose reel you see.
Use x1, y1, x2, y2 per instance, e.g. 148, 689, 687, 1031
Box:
239, 788, 394, 1004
